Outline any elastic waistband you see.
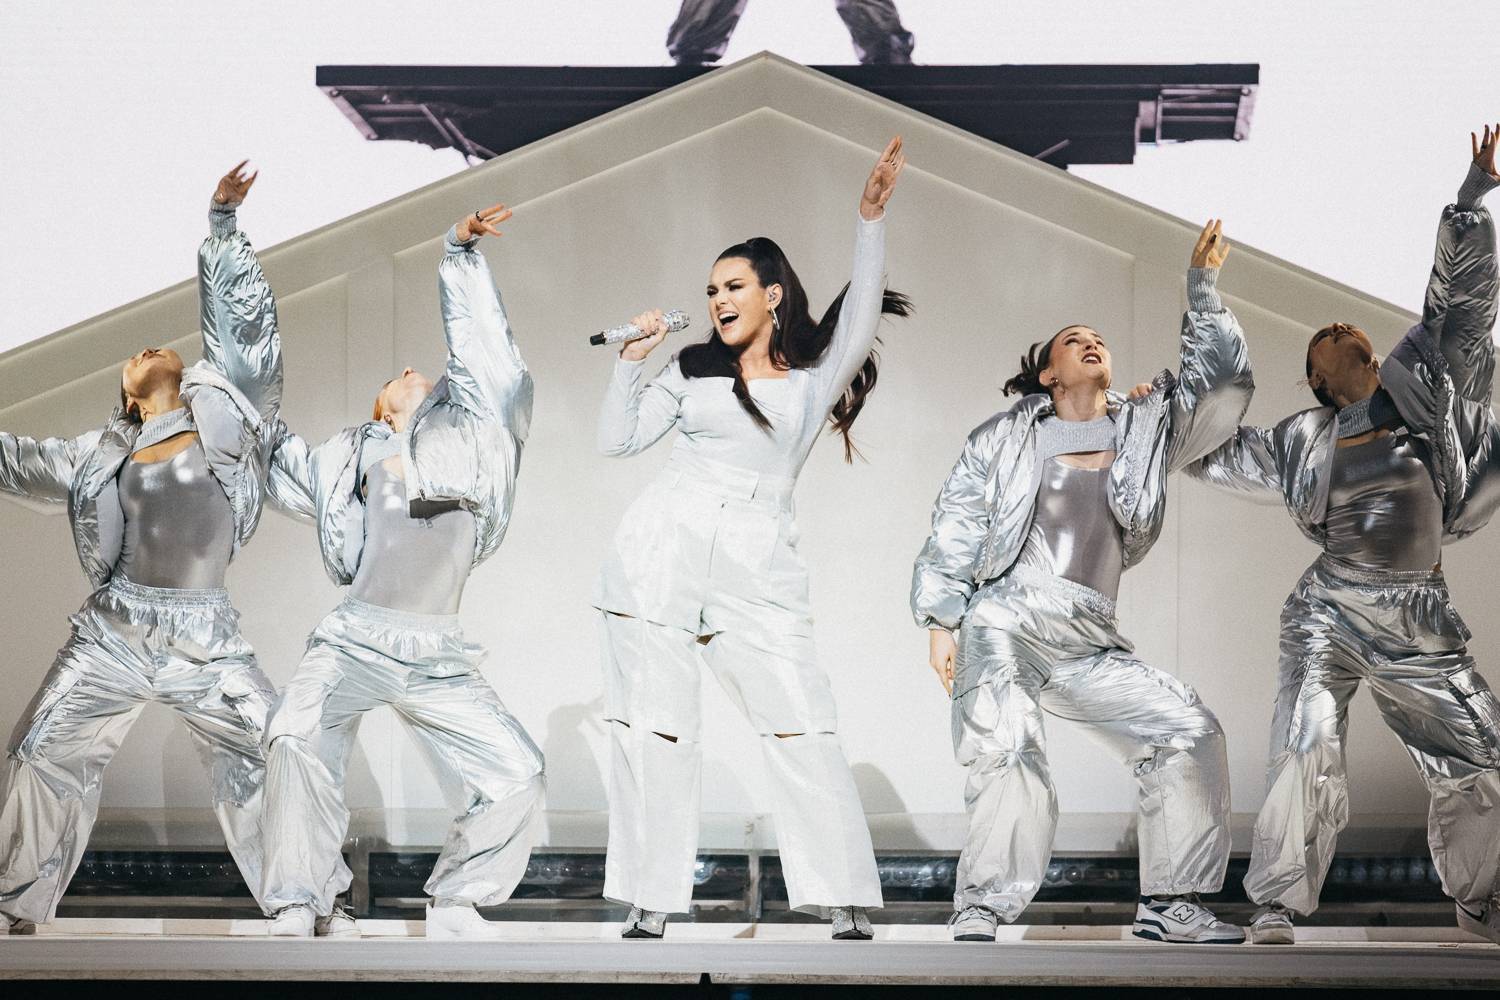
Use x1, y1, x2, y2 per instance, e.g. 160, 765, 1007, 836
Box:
662, 450, 796, 507
338, 595, 462, 633
1314, 553, 1445, 589
108, 577, 232, 608
1005, 564, 1118, 620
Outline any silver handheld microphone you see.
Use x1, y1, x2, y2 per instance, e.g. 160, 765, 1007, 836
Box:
590, 309, 690, 346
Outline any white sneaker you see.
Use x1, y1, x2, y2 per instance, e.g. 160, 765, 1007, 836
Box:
950, 906, 999, 942
1132, 894, 1245, 944
6, 915, 36, 936
425, 900, 507, 940
315, 904, 361, 939
1250, 903, 1295, 944
621, 906, 668, 939
830, 905, 873, 940
1457, 902, 1500, 944
267, 904, 315, 937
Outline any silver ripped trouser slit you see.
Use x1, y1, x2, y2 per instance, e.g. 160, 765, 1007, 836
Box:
261, 597, 544, 916
953, 566, 1231, 921
1246, 554, 1500, 916
597, 453, 881, 916
0, 578, 273, 924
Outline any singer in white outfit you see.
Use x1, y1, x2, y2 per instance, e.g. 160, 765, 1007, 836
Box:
594, 138, 911, 940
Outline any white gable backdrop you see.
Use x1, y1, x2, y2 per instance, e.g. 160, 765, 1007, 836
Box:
0, 55, 1475, 856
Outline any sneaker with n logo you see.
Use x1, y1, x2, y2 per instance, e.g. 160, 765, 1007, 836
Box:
1132, 894, 1244, 944
1457, 901, 1500, 944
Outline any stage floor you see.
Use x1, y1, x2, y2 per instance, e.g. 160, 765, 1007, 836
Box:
2, 920, 1497, 987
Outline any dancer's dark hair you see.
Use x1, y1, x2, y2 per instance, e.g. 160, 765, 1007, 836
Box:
678, 236, 911, 462
1003, 325, 1093, 397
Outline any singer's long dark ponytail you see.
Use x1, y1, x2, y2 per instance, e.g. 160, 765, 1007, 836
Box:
678, 236, 912, 462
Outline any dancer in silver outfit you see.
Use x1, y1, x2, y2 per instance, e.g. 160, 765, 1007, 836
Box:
596, 138, 910, 940
913, 220, 1253, 944
0, 163, 282, 934
667, 0, 914, 65
262, 205, 543, 940
1190, 126, 1500, 946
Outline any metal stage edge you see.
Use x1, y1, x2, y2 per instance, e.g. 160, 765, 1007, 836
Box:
2, 921, 1497, 987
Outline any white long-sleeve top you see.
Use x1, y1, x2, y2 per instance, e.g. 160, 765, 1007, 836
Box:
598, 215, 887, 482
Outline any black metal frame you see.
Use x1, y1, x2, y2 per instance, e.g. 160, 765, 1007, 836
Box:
315, 63, 1258, 168
57, 845, 1450, 926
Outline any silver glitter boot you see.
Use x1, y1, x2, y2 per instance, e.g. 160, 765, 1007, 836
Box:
830, 905, 873, 940
622, 906, 668, 939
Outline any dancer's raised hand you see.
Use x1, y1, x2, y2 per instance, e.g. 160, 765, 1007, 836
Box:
456, 203, 511, 242
1191, 218, 1230, 270
213, 160, 258, 207
929, 628, 956, 695
1127, 382, 1155, 401
1473, 123, 1499, 180
860, 136, 907, 221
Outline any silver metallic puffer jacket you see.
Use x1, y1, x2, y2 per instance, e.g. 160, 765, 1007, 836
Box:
267, 230, 531, 585
911, 268, 1253, 631
1189, 186, 1498, 542
0, 205, 283, 587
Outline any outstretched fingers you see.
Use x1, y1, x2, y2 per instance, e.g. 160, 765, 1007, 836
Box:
1193, 218, 1216, 258
1477, 124, 1500, 176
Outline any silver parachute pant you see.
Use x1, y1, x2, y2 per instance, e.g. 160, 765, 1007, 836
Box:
261, 597, 544, 916
0, 579, 273, 924
666, 0, 914, 64
1246, 555, 1500, 916
953, 567, 1231, 921
597, 459, 881, 916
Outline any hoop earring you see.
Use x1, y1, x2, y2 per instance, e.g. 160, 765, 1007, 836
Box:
770, 308, 781, 333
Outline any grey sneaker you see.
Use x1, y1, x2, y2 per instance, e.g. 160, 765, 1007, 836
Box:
830, 905, 873, 940
315, 903, 361, 939
6, 915, 36, 936
622, 906, 667, 939
1457, 902, 1500, 944
1132, 894, 1244, 944
1250, 903, 1295, 944
949, 905, 999, 942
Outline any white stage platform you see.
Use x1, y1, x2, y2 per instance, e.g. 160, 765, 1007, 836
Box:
3, 920, 1497, 987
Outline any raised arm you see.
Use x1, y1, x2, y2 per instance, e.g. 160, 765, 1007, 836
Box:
1423, 125, 1499, 407
439, 204, 534, 445
0, 429, 86, 513
1164, 219, 1255, 471
265, 422, 317, 523
1186, 424, 1285, 504
911, 413, 1002, 633
198, 161, 283, 424
807, 136, 905, 409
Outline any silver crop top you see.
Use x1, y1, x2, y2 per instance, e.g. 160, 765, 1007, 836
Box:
1325, 433, 1442, 573
1015, 456, 1125, 601
116, 432, 235, 591
349, 460, 476, 615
